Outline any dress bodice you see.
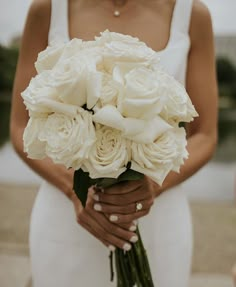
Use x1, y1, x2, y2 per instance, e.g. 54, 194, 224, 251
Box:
48, 0, 193, 86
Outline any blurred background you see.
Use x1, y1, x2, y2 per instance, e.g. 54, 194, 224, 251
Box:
0, 0, 235, 287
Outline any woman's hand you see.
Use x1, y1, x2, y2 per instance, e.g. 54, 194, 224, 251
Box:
92, 176, 161, 224
71, 186, 139, 251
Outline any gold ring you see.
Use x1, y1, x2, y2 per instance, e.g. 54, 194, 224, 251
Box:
135, 202, 143, 212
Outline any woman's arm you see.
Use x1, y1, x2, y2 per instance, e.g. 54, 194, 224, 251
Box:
10, 0, 137, 249
159, 0, 218, 193
92, 1, 219, 223
10, 0, 75, 199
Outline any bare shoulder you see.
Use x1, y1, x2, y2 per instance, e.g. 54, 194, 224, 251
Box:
29, 0, 51, 17
21, 0, 51, 50
190, 0, 213, 46
25, 0, 51, 32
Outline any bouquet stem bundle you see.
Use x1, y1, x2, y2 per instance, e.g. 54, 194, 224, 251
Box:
114, 227, 154, 287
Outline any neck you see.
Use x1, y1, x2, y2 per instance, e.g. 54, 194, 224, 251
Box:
112, 0, 128, 6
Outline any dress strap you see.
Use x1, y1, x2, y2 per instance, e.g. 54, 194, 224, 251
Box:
48, 0, 69, 45
171, 0, 193, 35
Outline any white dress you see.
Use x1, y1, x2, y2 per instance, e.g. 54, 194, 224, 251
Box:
30, 0, 193, 286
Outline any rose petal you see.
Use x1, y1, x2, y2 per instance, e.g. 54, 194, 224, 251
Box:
86, 71, 103, 109
130, 161, 172, 186
93, 105, 125, 131
123, 116, 172, 143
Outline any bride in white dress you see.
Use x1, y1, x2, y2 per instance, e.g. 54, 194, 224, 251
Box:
10, 0, 218, 286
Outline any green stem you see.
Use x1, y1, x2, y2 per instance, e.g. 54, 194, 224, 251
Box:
115, 249, 123, 287
135, 228, 155, 286
132, 243, 149, 286
127, 248, 142, 287
109, 251, 114, 282
117, 249, 130, 286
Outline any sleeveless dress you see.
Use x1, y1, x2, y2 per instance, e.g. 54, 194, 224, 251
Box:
30, 0, 193, 286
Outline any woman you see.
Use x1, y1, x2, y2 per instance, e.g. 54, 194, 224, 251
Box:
10, 0, 218, 286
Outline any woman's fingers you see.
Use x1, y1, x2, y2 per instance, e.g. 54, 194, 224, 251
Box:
88, 208, 138, 243
93, 198, 151, 215
77, 215, 116, 251
77, 207, 137, 250
102, 180, 141, 195
72, 187, 139, 250
108, 210, 149, 224
119, 222, 138, 232
93, 190, 148, 206
86, 197, 138, 242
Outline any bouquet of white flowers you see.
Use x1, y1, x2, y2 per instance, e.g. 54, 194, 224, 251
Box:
22, 30, 198, 286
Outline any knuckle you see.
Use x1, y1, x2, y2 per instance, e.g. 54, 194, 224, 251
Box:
99, 228, 108, 239
144, 209, 149, 216
76, 214, 83, 224
147, 198, 154, 207
85, 200, 93, 210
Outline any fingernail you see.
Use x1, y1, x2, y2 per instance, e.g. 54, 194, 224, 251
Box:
109, 245, 116, 252
130, 235, 138, 243
123, 243, 132, 251
133, 220, 138, 225
129, 225, 137, 232
110, 215, 118, 222
94, 204, 102, 211
93, 194, 99, 201
88, 186, 95, 195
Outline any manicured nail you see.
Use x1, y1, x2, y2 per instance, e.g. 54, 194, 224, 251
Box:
109, 245, 116, 252
130, 235, 138, 243
129, 225, 137, 232
123, 243, 132, 251
93, 194, 99, 201
88, 186, 95, 195
110, 215, 118, 222
94, 204, 102, 211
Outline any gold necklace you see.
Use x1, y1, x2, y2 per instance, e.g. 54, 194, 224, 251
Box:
112, 0, 127, 17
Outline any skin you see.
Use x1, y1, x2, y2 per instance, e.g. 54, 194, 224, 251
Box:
10, 0, 218, 251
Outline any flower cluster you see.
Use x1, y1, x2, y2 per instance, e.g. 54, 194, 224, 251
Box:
22, 30, 198, 186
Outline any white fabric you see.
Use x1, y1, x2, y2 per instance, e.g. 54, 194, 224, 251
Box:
48, 0, 69, 44
31, 0, 194, 286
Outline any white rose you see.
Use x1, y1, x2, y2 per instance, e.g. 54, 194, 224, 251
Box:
171, 128, 189, 172
21, 71, 78, 116
21, 71, 57, 113
50, 58, 88, 107
116, 67, 166, 119
130, 127, 188, 185
52, 55, 103, 109
55, 38, 84, 63
23, 116, 47, 159
94, 73, 123, 109
39, 108, 96, 169
86, 70, 103, 109
96, 30, 141, 45
158, 72, 199, 123
82, 125, 130, 178
97, 30, 159, 62
35, 43, 65, 73
104, 41, 155, 60
93, 105, 172, 143
97, 31, 157, 71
